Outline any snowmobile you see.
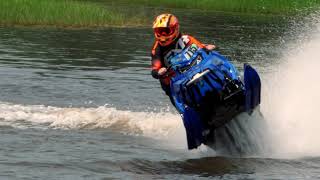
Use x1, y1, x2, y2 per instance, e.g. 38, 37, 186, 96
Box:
167, 44, 261, 149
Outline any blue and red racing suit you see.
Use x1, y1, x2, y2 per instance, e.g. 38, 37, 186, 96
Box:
151, 34, 205, 105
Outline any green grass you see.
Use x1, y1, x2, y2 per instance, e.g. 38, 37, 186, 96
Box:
113, 0, 320, 14
0, 0, 146, 28
1, 0, 319, 28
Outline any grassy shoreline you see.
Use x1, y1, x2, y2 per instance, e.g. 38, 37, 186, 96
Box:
0, 0, 146, 28
113, 0, 320, 14
0, 0, 319, 28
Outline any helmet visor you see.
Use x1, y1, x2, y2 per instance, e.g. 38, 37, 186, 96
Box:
154, 27, 174, 37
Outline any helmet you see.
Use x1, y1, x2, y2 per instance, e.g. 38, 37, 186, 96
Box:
153, 14, 180, 46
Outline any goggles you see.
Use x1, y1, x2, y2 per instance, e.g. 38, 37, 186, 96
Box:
154, 27, 174, 37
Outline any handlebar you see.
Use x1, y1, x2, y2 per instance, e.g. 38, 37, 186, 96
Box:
159, 66, 174, 78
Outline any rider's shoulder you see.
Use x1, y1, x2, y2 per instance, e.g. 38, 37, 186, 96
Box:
181, 34, 192, 39
180, 34, 192, 44
181, 34, 192, 37
180, 34, 198, 43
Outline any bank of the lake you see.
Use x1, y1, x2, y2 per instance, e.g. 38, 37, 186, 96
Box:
2, 0, 320, 28
0, 0, 146, 28
112, 0, 320, 14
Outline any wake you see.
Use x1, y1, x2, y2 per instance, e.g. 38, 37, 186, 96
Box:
0, 102, 183, 139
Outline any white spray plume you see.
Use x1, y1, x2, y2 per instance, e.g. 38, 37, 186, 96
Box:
262, 17, 320, 158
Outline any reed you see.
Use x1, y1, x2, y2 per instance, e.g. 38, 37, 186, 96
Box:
0, 0, 145, 27
115, 0, 320, 14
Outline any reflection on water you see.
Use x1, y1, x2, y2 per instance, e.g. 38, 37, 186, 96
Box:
0, 28, 151, 70
119, 156, 320, 179
0, 27, 156, 108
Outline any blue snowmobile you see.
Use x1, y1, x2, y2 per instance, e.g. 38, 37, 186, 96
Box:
167, 44, 261, 150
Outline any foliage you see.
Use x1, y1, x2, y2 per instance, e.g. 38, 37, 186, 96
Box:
0, 0, 145, 27
114, 0, 320, 14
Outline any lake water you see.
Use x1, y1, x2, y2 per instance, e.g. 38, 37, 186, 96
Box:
0, 10, 320, 179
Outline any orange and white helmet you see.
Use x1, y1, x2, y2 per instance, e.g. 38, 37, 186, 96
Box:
153, 14, 180, 46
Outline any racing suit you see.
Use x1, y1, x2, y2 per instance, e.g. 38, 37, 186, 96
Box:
151, 34, 205, 105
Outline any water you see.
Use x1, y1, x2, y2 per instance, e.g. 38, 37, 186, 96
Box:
0, 11, 319, 179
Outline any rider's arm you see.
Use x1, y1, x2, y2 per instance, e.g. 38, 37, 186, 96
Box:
151, 41, 163, 79
187, 36, 206, 48
188, 36, 215, 50
204, 44, 216, 50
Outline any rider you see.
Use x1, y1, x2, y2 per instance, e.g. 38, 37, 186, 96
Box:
151, 13, 215, 106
